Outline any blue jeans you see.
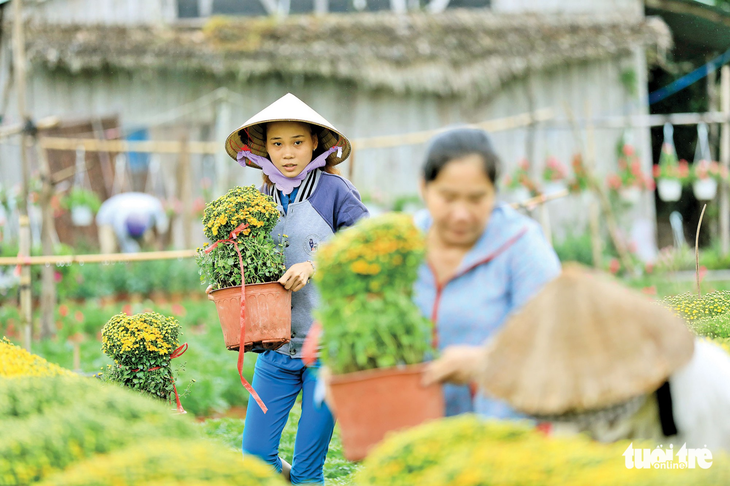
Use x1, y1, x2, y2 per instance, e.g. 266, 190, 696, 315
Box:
242, 351, 335, 485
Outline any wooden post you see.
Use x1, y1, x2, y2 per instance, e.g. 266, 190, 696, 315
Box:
13, 0, 33, 351
720, 66, 730, 256
179, 136, 193, 250
37, 145, 56, 340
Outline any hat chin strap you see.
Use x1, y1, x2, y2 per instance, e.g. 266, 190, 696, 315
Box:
237, 145, 339, 195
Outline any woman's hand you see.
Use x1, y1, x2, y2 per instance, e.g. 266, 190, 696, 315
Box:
279, 261, 315, 292
422, 345, 485, 386
205, 285, 215, 301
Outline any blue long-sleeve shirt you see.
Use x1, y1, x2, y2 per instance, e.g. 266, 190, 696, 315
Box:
413, 203, 561, 417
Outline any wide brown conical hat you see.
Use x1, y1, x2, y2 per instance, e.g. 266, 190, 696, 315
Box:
477, 264, 695, 416
224, 93, 351, 168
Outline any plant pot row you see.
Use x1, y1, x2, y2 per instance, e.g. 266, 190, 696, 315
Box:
656, 178, 718, 202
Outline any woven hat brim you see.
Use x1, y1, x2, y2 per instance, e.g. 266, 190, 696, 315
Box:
476, 264, 695, 416
224, 93, 351, 169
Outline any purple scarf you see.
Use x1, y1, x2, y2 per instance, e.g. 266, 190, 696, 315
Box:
237, 146, 341, 195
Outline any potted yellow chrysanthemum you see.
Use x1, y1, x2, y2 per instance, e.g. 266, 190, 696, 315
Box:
311, 213, 444, 461
196, 185, 290, 354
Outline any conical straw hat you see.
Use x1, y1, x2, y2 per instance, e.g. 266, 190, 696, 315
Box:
476, 264, 695, 416
224, 93, 351, 169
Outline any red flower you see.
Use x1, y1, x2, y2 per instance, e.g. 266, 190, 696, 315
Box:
645, 262, 654, 274
606, 174, 622, 190
652, 165, 661, 178
642, 286, 657, 295
74, 310, 84, 323
122, 304, 132, 316
623, 144, 635, 157
171, 303, 186, 317
59, 304, 69, 317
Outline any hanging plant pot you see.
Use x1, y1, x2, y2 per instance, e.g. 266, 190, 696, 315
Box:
542, 181, 567, 195
656, 179, 682, 202
210, 282, 292, 352
693, 178, 718, 201
328, 363, 444, 461
71, 205, 94, 226
619, 187, 642, 205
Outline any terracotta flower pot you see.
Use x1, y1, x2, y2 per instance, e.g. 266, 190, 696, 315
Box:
210, 282, 292, 352
328, 363, 444, 461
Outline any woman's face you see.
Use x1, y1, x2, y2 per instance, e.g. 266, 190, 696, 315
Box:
421, 154, 497, 248
266, 121, 319, 178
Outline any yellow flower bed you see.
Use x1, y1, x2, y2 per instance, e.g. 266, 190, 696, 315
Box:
38, 438, 286, 486
662, 291, 730, 323
0, 337, 74, 378
356, 415, 729, 486
202, 185, 279, 240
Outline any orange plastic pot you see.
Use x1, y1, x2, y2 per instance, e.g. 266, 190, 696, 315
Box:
210, 282, 292, 352
328, 363, 444, 461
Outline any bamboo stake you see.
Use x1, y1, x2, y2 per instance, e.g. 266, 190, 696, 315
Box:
37, 140, 57, 340
696, 204, 707, 298
0, 249, 197, 266
13, 0, 32, 351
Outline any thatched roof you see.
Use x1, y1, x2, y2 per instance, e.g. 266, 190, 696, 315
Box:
24, 11, 671, 98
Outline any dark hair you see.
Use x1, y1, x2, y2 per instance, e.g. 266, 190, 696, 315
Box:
422, 128, 501, 184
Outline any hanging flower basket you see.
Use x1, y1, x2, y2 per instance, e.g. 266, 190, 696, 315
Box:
656, 179, 682, 202
693, 178, 718, 201
71, 205, 94, 226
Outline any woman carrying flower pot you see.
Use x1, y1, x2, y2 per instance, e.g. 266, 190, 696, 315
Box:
414, 127, 561, 417
218, 93, 368, 485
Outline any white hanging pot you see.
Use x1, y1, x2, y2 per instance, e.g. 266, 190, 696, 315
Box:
693, 178, 718, 200
542, 181, 567, 195
620, 187, 642, 205
71, 205, 94, 226
657, 179, 682, 202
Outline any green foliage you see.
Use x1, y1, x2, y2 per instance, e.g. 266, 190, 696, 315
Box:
37, 438, 285, 486
689, 313, 730, 339
552, 231, 595, 266
355, 415, 729, 486
1, 300, 256, 417
314, 213, 432, 375
662, 291, 730, 322
0, 376, 198, 485
196, 234, 285, 290
316, 293, 433, 375
61, 188, 102, 213
100, 312, 182, 402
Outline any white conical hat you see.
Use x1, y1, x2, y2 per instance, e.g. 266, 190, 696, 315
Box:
476, 264, 695, 416
224, 93, 351, 169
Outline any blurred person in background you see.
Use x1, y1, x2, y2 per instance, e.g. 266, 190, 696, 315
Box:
413, 127, 561, 418
424, 265, 730, 451
96, 192, 168, 253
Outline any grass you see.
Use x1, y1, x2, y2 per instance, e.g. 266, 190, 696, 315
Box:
201, 404, 361, 486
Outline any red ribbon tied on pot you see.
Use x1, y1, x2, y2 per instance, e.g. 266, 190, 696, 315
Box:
128, 342, 189, 414
205, 222, 268, 414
